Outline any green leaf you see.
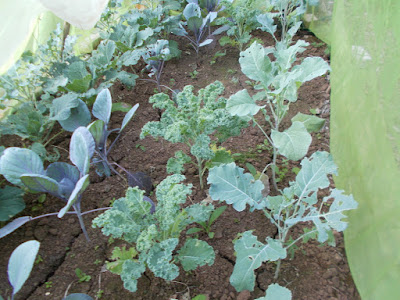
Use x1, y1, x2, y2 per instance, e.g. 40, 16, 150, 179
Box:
58, 174, 90, 218
208, 163, 265, 212
184, 3, 201, 20
112, 102, 132, 113
93, 89, 112, 124
121, 103, 139, 132
0, 148, 44, 186
257, 13, 277, 37
120, 259, 146, 292
275, 40, 308, 71
227, 89, 264, 117
186, 203, 214, 224
239, 42, 274, 87
230, 231, 286, 292
59, 99, 91, 132
69, 127, 95, 175
50, 94, 80, 121
291, 56, 331, 83
87, 120, 105, 146
294, 151, 337, 197
0, 186, 25, 221
144, 238, 179, 280
271, 121, 312, 160
291, 113, 325, 133
107, 246, 138, 275
167, 150, 192, 174
209, 205, 227, 225
20, 174, 60, 195
256, 283, 292, 300
8, 240, 40, 296
177, 239, 215, 271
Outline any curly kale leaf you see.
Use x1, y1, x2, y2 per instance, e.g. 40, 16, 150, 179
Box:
92, 188, 154, 243
155, 174, 192, 232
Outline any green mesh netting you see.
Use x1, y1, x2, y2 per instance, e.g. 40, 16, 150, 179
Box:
329, 1, 400, 299
304, 0, 333, 44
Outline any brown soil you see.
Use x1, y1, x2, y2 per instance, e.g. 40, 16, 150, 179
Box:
0, 30, 360, 300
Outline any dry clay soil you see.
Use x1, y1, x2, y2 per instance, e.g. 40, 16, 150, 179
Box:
0, 30, 361, 300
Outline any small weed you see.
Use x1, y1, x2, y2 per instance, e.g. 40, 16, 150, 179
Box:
94, 245, 100, 251
169, 78, 176, 86
108, 237, 115, 245
135, 144, 146, 151
35, 254, 43, 265
31, 194, 46, 212
227, 69, 237, 75
75, 268, 91, 283
96, 289, 104, 299
190, 70, 199, 79
210, 50, 226, 65
94, 259, 102, 265
231, 76, 239, 85
44, 281, 52, 288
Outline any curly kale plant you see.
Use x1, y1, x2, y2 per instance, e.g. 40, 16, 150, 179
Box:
141, 81, 247, 189
207, 151, 358, 298
92, 174, 215, 293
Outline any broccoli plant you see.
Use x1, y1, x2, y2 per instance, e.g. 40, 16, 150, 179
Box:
173, 2, 228, 57
216, 0, 262, 51
92, 174, 215, 293
0, 127, 97, 241
226, 40, 330, 190
140, 81, 248, 189
207, 151, 358, 298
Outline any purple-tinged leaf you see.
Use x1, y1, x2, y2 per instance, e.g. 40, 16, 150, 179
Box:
58, 174, 90, 218
46, 162, 80, 184
121, 103, 139, 132
0, 216, 32, 238
20, 174, 60, 196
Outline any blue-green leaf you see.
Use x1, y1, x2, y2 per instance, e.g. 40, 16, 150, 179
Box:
49, 93, 79, 121
208, 163, 265, 212
291, 113, 325, 133
230, 231, 286, 292
0, 148, 44, 186
144, 238, 179, 280
227, 89, 264, 117
46, 162, 80, 184
0, 186, 25, 221
58, 99, 91, 132
93, 89, 112, 124
63, 294, 94, 300
0, 217, 32, 238
177, 239, 215, 271
239, 42, 274, 87
256, 283, 292, 300
8, 240, 40, 297
58, 174, 90, 218
70, 127, 95, 175
121, 103, 139, 132
87, 120, 105, 146
271, 121, 311, 161
20, 174, 60, 196
120, 259, 146, 292
291, 56, 331, 83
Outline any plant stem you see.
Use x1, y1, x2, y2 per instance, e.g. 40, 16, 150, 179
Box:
274, 259, 282, 279
197, 157, 204, 190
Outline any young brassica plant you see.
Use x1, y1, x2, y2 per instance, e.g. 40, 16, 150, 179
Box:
227, 40, 330, 190
140, 81, 248, 189
207, 151, 358, 298
92, 174, 215, 293
216, 0, 262, 51
173, 2, 228, 57
0, 127, 99, 241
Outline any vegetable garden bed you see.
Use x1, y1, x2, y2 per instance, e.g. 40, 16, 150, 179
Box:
0, 30, 359, 299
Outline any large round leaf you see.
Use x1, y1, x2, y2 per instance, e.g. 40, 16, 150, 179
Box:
0, 148, 44, 186
271, 121, 311, 161
59, 99, 91, 132
8, 240, 40, 297
92, 89, 112, 124
63, 294, 93, 300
